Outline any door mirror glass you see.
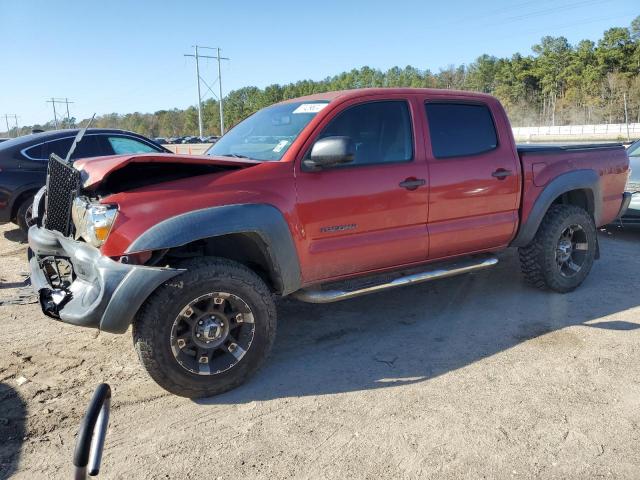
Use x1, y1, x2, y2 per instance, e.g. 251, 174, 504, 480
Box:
304, 136, 355, 171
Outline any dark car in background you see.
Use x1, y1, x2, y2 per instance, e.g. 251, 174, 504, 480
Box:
622, 139, 640, 225
0, 128, 170, 233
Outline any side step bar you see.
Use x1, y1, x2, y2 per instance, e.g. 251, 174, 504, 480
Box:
292, 256, 499, 304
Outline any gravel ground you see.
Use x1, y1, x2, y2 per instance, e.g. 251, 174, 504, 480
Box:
1, 222, 639, 479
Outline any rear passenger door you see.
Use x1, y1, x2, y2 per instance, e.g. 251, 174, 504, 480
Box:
423, 100, 520, 259
295, 98, 429, 282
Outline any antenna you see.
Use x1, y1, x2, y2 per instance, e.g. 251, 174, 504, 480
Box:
65, 114, 96, 163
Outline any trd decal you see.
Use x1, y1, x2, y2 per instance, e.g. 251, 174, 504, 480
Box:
319, 224, 357, 233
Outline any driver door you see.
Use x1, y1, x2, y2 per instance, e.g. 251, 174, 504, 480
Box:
294, 97, 429, 283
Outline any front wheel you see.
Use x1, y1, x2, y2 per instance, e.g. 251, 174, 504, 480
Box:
133, 257, 277, 398
518, 204, 597, 293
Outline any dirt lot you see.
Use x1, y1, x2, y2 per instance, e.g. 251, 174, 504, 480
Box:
1, 222, 639, 479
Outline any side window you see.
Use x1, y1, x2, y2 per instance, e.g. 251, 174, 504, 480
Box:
425, 103, 498, 158
46, 135, 103, 160
316, 101, 413, 166
23, 143, 45, 160
106, 136, 159, 155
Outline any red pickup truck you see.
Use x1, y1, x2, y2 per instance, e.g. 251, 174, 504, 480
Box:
28, 88, 631, 397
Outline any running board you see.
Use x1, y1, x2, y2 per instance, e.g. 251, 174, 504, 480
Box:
292, 256, 499, 304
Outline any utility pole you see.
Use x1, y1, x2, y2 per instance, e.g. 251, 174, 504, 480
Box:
65, 98, 72, 127
217, 47, 225, 135
184, 45, 204, 137
184, 45, 229, 137
48, 98, 58, 129
623, 92, 630, 142
4, 114, 18, 137
46, 98, 74, 129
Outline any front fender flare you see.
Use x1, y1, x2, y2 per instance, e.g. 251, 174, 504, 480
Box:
125, 204, 302, 295
511, 169, 601, 247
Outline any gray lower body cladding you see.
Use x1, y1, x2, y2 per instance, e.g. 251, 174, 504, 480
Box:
28, 226, 182, 333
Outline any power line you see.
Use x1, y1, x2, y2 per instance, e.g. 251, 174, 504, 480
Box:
46, 98, 74, 129
184, 45, 230, 137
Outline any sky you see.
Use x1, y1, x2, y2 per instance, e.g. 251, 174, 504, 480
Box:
0, 0, 637, 127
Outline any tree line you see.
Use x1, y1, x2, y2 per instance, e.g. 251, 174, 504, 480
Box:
7, 16, 640, 138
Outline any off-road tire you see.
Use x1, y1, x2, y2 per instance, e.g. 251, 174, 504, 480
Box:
15, 196, 34, 236
132, 257, 277, 398
518, 204, 597, 293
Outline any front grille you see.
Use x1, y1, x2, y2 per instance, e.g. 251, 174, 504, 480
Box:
44, 154, 81, 236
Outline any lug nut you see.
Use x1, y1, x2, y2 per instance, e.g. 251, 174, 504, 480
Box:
199, 356, 208, 364
177, 339, 186, 348
235, 314, 243, 323
185, 308, 193, 316
196, 333, 201, 338
214, 297, 224, 305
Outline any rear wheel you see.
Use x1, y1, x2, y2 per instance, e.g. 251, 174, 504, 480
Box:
518, 204, 597, 293
15, 196, 35, 235
133, 257, 276, 398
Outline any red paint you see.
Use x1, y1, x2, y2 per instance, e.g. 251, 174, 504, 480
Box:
85, 88, 629, 287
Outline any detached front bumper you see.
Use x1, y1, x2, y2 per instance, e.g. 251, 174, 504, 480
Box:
28, 226, 182, 333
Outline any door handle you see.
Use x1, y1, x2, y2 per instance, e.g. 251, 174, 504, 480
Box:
491, 169, 513, 180
399, 178, 426, 191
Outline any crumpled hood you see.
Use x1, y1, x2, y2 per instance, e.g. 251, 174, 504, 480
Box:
74, 152, 262, 189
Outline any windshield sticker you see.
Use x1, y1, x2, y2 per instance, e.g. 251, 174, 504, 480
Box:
273, 140, 289, 153
292, 103, 328, 114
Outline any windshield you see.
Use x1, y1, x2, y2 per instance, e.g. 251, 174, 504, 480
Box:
206, 101, 329, 161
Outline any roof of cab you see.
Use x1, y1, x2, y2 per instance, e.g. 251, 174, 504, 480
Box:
279, 87, 497, 104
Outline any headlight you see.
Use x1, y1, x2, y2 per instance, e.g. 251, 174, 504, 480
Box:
71, 197, 118, 247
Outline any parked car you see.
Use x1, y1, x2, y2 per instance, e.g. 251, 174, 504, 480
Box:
620, 139, 640, 225
153, 137, 168, 145
0, 128, 170, 233
28, 88, 631, 398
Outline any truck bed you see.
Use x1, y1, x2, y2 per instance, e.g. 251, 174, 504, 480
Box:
517, 142, 629, 230
517, 143, 623, 154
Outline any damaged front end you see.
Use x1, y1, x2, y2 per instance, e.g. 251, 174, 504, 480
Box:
29, 226, 182, 333
37, 255, 74, 317
28, 154, 184, 333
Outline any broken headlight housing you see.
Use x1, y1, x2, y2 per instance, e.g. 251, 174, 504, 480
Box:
71, 197, 118, 247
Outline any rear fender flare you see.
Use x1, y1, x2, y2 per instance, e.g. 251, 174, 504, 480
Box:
125, 204, 302, 295
511, 169, 600, 247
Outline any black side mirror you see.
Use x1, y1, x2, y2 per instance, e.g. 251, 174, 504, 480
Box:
303, 136, 355, 171
73, 383, 111, 478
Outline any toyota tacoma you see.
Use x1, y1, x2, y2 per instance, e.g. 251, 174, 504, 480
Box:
28, 88, 632, 397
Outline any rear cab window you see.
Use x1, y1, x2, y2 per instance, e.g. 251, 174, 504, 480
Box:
425, 103, 498, 158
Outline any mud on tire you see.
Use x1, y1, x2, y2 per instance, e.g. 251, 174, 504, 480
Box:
518, 204, 597, 293
132, 257, 277, 398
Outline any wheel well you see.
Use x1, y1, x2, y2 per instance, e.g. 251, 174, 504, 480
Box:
162, 233, 282, 294
10, 189, 37, 222
551, 189, 594, 219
